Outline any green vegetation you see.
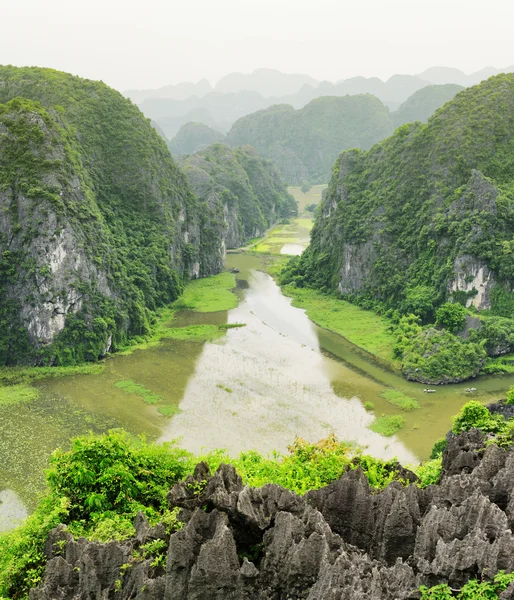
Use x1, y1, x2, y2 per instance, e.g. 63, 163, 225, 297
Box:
282, 74, 514, 383
0, 431, 413, 599
380, 389, 420, 411
2, 399, 514, 598
0, 384, 39, 407
414, 457, 442, 488
435, 303, 467, 332
157, 405, 182, 417
180, 143, 297, 251
172, 271, 237, 312
114, 380, 163, 405
168, 121, 225, 156
0, 66, 208, 366
420, 571, 514, 599
281, 285, 398, 368
393, 84, 463, 127
252, 219, 311, 254
227, 96, 394, 184
395, 315, 486, 384
506, 387, 514, 404
369, 415, 405, 436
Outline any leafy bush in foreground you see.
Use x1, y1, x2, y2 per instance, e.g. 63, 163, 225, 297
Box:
420, 570, 514, 598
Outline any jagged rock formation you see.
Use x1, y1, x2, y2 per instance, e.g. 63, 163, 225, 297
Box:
226, 95, 394, 184
180, 144, 297, 259
292, 74, 514, 316
168, 122, 225, 156
31, 429, 514, 599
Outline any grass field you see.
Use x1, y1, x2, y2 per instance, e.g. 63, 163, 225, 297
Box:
282, 284, 399, 368
172, 272, 237, 312
288, 184, 327, 212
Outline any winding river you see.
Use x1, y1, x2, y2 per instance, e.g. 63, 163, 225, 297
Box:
2, 208, 514, 531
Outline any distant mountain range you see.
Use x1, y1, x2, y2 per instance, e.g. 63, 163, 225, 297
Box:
164, 84, 466, 185
127, 66, 514, 138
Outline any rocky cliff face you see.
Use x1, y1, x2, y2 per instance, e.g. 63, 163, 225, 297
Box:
296, 75, 514, 316
31, 429, 514, 599
180, 143, 297, 255
0, 67, 219, 366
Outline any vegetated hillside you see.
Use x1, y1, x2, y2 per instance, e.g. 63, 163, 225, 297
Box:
180, 144, 297, 261
227, 95, 394, 184
393, 83, 464, 127
4, 401, 514, 599
168, 121, 225, 156
0, 66, 222, 367
283, 74, 514, 383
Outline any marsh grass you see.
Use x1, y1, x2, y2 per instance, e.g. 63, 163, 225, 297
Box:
114, 380, 162, 405
283, 286, 399, 368
0, 384, 39, 407
380, 389, 420, 411
369, 415, 405, 436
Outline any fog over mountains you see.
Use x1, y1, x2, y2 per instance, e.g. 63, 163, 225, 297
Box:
127, 66, 514, 138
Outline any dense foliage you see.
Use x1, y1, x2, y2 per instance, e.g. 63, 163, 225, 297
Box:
420, 571, 514, 598
3, 398, 514, 599
394, 315, 486, 384
168, 121, 225, 156
227, 95, 394, 184
0, 431, 415, 599
180, 143, 297, 253
288, 74, 514, 309
283, 74, 514, 381
0, 66, 215, 365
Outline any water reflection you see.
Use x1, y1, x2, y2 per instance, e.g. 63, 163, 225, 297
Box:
160, 269, 417, 464
0, 489, 27, 532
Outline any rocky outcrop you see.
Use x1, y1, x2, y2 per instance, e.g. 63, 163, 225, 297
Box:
31, 429, 514, 599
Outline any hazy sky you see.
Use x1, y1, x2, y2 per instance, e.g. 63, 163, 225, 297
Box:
2, 0, 513, 91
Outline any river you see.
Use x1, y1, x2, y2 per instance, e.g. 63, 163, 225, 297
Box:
2, 213, 514, 530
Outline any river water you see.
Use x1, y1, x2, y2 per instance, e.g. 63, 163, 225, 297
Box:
2, 241, 514, 530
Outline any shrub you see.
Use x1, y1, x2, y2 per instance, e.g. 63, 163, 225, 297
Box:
435, 303, 467, 332
380, 389, 419, 411
430, 437, 447, 458
506, 387, 514, 405
46, 431, 191, 521
452, 401, 504, 435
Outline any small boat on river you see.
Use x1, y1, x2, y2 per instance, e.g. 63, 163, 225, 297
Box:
423, 389, 436, 393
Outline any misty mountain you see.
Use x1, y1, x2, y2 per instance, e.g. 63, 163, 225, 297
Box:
134, 66, 514, 137
125, 78, 212, 104
226, 95, 394, 184
393, 84, 464, 127
168, 122, 225, 155
214, 68, 318, 97
167, 83, 473, 182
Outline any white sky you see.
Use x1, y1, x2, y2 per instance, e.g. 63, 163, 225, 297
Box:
1, 0, 513, 91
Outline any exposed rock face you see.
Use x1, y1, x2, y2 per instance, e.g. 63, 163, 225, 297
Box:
299, 75, 514, 315
32, 430, 514, 599
1, 68, 269, 365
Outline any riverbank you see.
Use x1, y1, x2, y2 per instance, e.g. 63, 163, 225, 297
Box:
282, 284, 400, 371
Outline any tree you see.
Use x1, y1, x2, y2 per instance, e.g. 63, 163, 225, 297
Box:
435, 302, 467, 332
